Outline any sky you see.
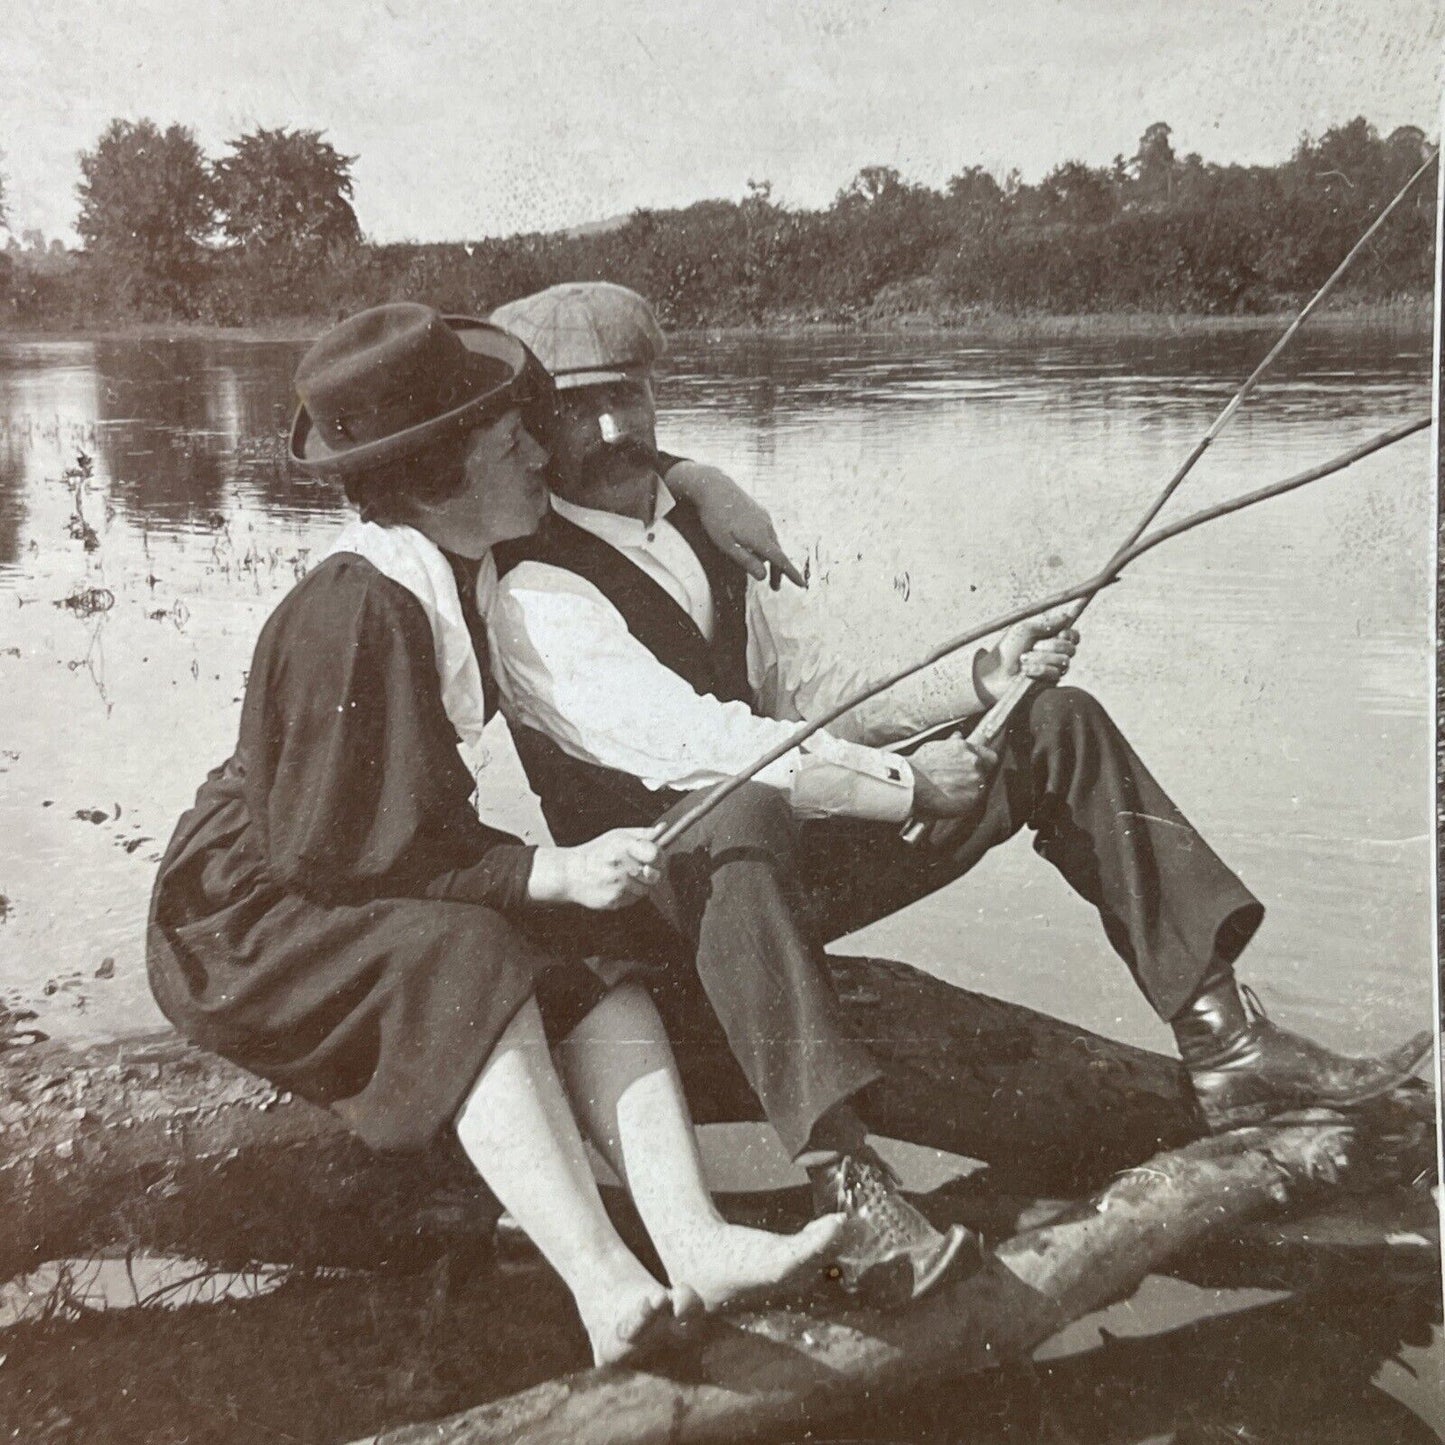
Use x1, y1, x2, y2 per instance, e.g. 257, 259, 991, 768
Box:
2, 0, 1441, 245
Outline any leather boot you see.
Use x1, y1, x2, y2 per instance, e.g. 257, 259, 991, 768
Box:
808, 1146, 984, 1310
1172, 970, 1432, 1133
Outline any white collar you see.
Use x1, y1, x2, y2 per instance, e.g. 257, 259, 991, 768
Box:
325, 520, 492, 750
550, 479, 677, 548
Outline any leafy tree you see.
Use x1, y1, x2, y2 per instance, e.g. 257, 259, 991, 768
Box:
76, 119, 213, 305
1385, 124, 1429, 164
1299, 116, 1379, 185
16, 112, 1431, 327
946, 166, 1003, 210
839, 164, 905, 207
212, 127, 360, 263
1132, 122, 1177, 204
944, 167, 1005, 249
1040, 160, 1117, 224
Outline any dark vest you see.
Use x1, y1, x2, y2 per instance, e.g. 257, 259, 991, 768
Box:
494, 498, 753, 845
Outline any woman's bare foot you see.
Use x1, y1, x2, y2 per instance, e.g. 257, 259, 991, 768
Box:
585, 1282, 704, 1369
663, 1213, 845, 1313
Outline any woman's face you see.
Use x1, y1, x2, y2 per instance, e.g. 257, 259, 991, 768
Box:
420, 409, 551, 556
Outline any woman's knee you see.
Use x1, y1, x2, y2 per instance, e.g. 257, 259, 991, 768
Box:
600, 978, 655, 1023
565, 981, 674, 1072
1026, 683, 1108, 739
577, 979, 662, 1036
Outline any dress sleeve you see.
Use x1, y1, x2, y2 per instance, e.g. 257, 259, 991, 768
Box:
419, 846, 536, 911
241, 558, 534, 910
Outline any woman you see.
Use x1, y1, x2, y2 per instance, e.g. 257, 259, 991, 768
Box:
147, 303, 841, 1368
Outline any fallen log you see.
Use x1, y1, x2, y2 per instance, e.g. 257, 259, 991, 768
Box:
0, 1029, 496, 1284
694, 1160, 1441, 1295
1, 953, 1427, 1288
0, 954, 1198, 1281
360, 1119, 1393, 1445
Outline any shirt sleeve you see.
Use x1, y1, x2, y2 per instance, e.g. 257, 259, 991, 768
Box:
242, 559, 535, 911
488, 563, 913, 823
746, 585, 988, 748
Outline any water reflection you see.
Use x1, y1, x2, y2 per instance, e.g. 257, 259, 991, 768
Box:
0, 336, 344, 563
0, 327, 1430, 557
87, 339, 319, 523
0, 379, 32, 571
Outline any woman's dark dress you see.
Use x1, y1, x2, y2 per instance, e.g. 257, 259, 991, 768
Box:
146, 551, 605, 1154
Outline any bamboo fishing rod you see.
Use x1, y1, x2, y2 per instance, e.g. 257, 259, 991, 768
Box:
891, 145, 1439, 770
654, 413, 1430, 849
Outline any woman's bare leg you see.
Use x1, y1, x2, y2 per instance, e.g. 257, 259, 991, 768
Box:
555, 982, 843, 1311
454, 996, 693, 1367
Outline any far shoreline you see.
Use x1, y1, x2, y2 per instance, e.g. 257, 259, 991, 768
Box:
0, 296, 1433, 347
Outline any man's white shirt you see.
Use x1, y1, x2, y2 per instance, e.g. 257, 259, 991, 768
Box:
484, 483, 986, 824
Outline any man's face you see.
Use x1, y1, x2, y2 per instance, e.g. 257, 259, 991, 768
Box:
548, 375, 659, 519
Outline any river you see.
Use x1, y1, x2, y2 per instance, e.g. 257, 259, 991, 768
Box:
0, 322, 1438, 1439
0, 324, 1433, 1058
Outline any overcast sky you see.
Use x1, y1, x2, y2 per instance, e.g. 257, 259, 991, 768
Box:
3, 0, 1441, 244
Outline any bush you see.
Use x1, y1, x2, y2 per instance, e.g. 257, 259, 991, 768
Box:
31, 115, 1440, 329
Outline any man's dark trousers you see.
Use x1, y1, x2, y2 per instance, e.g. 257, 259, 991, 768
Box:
627, 685, 1264, 1159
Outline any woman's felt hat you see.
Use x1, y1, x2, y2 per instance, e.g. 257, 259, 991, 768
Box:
289, 303, 547, 475
489, 282, 666, 390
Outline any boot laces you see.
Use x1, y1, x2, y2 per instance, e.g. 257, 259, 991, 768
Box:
838, 1156, 916, 1250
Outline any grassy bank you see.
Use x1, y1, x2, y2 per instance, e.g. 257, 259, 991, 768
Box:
2, 295, 1433, 347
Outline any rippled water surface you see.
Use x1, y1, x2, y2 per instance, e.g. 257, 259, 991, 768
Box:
0, 326, 1434, 1056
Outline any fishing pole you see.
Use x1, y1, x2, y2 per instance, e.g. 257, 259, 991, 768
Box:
892, 145, 1439, 770
653, 414, 1429, 849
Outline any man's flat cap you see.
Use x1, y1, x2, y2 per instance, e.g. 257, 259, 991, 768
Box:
490, 282, 666, 390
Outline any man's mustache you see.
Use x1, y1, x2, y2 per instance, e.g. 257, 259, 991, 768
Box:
582, 435, 658, 471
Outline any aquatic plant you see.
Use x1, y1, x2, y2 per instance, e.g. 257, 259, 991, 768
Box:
59, 451, 99, 552
53, 587, 114, 617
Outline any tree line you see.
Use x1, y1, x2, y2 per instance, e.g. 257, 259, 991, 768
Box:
0, 116, 1434, 328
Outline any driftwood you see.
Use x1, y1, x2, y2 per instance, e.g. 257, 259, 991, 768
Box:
1, 951, 1433, 1445
360, 1120, 1401, 1445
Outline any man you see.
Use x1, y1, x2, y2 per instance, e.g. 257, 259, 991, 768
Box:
485, 282, 1428, 1308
